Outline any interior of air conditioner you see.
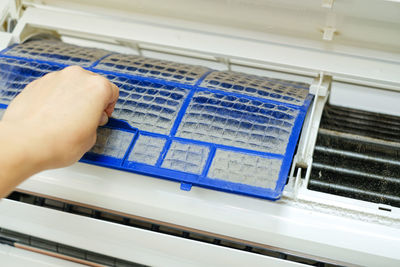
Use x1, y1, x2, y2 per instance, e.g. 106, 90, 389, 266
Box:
1, 0, 399, 218
1, 2, 400, 266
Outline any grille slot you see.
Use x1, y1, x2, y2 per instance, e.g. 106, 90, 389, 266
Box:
319, 104, 400, 143
0, 229, 144, 267
6, 192, 340, 267
308, 105, 400, 208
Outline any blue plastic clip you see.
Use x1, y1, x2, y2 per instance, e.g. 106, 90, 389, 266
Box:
180, 182, 192, 191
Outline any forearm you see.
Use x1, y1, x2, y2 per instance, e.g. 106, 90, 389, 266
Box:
0, 121, 45, 198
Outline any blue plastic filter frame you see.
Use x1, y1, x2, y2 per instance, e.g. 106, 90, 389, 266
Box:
0, 40, 313, 200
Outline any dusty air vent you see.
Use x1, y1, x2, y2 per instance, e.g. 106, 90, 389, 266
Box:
308, 104, 400, 208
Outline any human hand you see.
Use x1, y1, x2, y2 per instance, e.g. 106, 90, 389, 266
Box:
1, 66, 119, 172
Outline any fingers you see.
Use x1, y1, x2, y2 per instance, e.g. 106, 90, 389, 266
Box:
92, 77, 119, 126
104, 82, 119, 117
99, 111, 109, 126
89, 74, 119, 114
55, 66, 120, 126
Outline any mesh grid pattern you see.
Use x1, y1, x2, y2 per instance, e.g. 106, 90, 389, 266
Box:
0, 40, 312, 200
95, 54, 210, 85
161, 141, 209, 174
104, 74, 189, 135
128, 135, 166, 166
176, 91, 298, 154
90, 128, 134, 159
208, 150, 282, 189
200, 71, 309, 106
0, 57, 62, 105
5, 40, 110, 67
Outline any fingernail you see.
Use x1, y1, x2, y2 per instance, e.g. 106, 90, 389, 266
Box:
100, 112, 108, 126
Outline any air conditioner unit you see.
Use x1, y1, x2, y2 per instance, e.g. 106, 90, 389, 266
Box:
0, 0, 399, 266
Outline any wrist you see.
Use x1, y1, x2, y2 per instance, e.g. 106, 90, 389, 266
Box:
0, 120, 48, 176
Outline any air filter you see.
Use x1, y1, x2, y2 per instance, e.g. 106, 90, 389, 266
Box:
0, 40, 312, 200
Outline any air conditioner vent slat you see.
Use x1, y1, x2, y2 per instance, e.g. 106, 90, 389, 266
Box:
5, 192, 341, 267
308, 105, 400, 208
320, 105, 400, 143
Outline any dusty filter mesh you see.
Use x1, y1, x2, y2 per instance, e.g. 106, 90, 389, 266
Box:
0, 40, 312, 200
